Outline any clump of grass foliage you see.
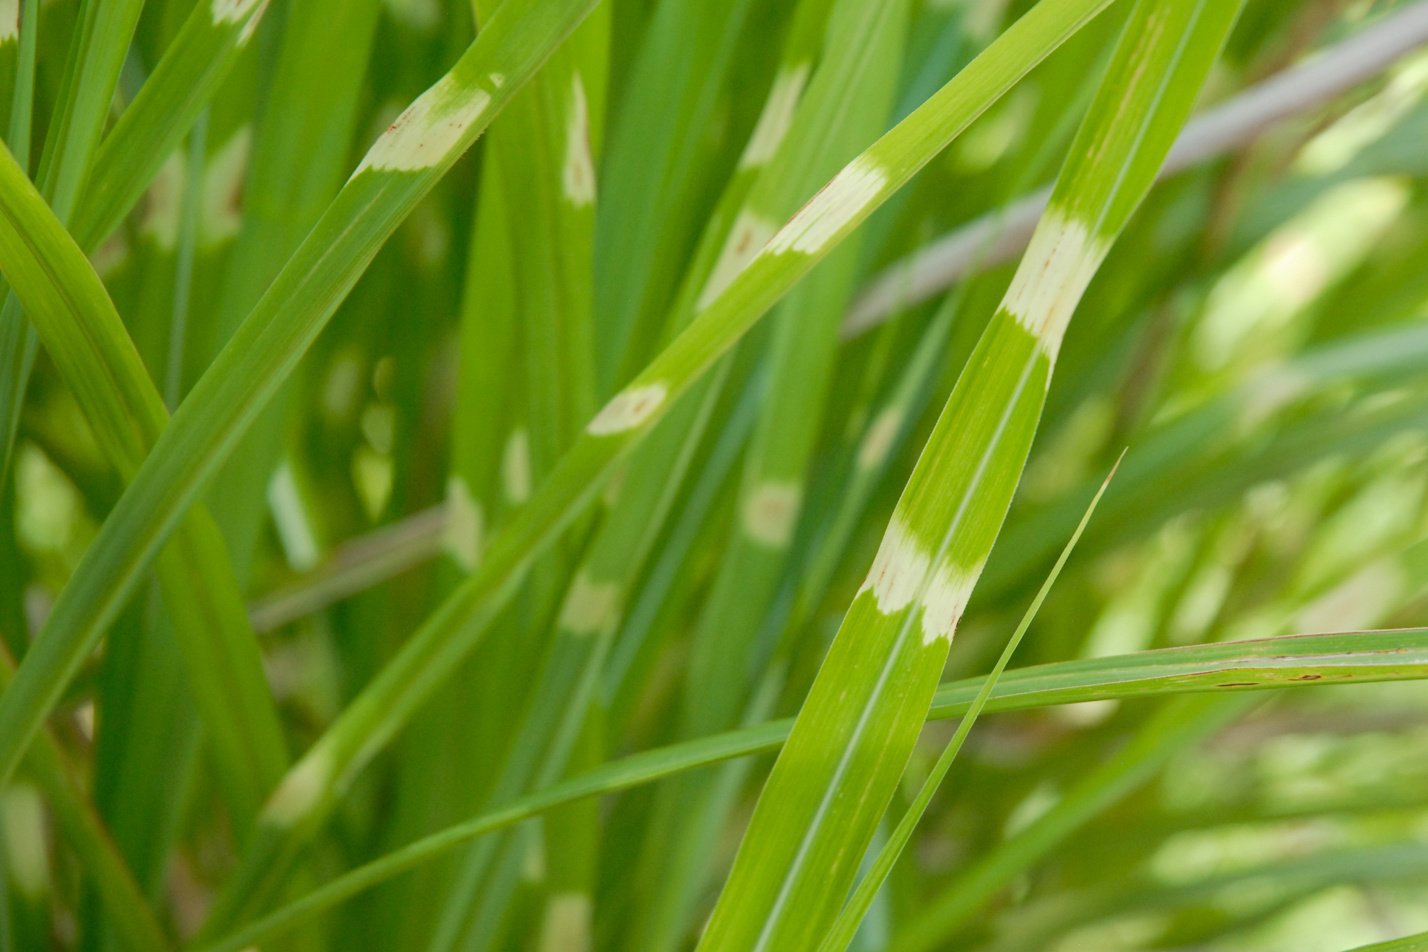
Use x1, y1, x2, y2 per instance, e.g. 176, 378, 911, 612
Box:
2, 0, 1428, 948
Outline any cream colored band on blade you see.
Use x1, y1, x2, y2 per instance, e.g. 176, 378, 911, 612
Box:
355, 76, 492, 175
1000, 210, 1107, 355
766, 157, 887, 256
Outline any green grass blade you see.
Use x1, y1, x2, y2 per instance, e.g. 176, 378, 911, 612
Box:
86, 595, 199, 925
28, 0, 142, 222
892, 695, 1250, 951
593, 0, 762, 388
0, 650, 171, 952
1347, 930, 1428, 952
0, 0, 36, 203
0, 0, 603, 808
197, 1, 1120, 928
200, 0, 382, 581
0, 144, 163, 462
446, 150, 518, 570
928, 628, 1428, 714
896, 545, 1428, 949
0, 0, 38, 468
9, 4, 1428, 943
479, 0, 604, 477
629, 2, 912, 943
163, 113, 206, 407
68, 0, 271, 251
847, 1, 1428, 335
194, 625, 1428, 952
817, 454, 1123, 952
423, 0, 610, 943
0, 0, 142, 476
697, 3, 1243, 946
0, 143, 290, 824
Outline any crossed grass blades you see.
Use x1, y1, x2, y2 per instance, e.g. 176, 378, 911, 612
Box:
2, 0, 1428, 949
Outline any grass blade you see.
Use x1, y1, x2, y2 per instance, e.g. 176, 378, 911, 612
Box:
0, 650, 171, 952
7, 3, 1428, 944
696, 3, 1243, 946
194, 625, 1428, 952
892, 694, 1250, 951
1347, 930, 1428, 952
0, 143, 289, 824
845, 0, 1428, 335
188, 0, 1121, 930
0, 0, 143, 475
423, 0, 610, 943
593, 0, 763, 388
0, 0, 604, 810
816, 454, 1123, 952
199, 0, 382, 579
67, 0, 271, 251
629, 2, 912, 943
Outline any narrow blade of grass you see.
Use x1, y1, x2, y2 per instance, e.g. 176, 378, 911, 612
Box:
198, 0, 382, 582
0, 0, 605, 812
424, 0, 610, 943
0, 649, 171, 952
0, 0, 143, 475
0, 143, 289, 824
179, 0, 1120, 930
68, 0, 272, 250
193, 624, 1428, 952
845, 0, 1428, 336
1346, 930, 1428, 952
630, 1, 912, 942
891, 694, 1251, 951
696, 3, 1243, 947
816, 454, 1123, 952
